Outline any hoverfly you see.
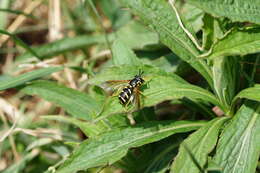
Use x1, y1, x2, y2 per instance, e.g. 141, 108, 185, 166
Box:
106, 70, 146, 109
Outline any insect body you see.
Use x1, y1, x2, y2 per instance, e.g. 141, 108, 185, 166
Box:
118, 71, 145, 106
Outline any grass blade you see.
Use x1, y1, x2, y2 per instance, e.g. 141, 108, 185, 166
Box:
0, 29, 40, 59
0, 67, 63, 91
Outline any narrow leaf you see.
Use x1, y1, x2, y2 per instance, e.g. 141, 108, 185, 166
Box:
212, 56, 239, 108
213, 101, 260, 173
171, 117, 229, 173
21, 80, 101, 120
208, 28, 260, 59
57, 120, 206, 173
0, 29, 40, 59
16, 34, 115, 62
121, 0, 213, 88
0, 67, 63, 91
0, 8, 36, 19
233, 84, 260, 103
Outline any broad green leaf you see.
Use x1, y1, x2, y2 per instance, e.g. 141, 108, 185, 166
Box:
232, 84, 260, 107
116, 21, 160, 50
56, 120, 206, 173
21, 80, 101, 120
89, 65, 223, 116
89, 65, 187, 85
42, 115, 104, 137
112, 39, 141, 66
181, 3, 204, 33
212, 56, 239, 110
208, 28, 260, 59
187, 0, 260, 24
121, 0, 213, 88
213, 101, 260, 173
0, 67, 63, 91
171, 117, 229, 173
16, 34, 115, 62
143, 75, 221, 108
0, 29, 40, 59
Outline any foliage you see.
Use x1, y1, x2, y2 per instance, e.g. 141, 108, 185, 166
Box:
0, 0, 259, 173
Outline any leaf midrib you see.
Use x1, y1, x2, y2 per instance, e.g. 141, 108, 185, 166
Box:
144, 87, 219, 106
135, 1, 199, 57
64, 122, 204, 170
230, 105, 260, 173
210, 37, 260, 58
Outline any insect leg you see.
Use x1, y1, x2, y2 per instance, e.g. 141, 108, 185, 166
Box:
136, 89, 147, 98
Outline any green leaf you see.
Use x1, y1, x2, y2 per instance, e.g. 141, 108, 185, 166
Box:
89, 65, 223, 117
187, 0, 260, 24
42, 115, 104, 137
26, 138, 53, 151
56, 120, 206, 173
141, 53, 182, 73
16, 34, 115, 62
212, 56, 239, 109
144, 141, 179, 173
143, 75, 221, 108
171, 117, 229, 173
121, 0, 213, 88
208, 28, 260, 59
89, 65, 187, 85
235, 84, 260, 101
181, 3, 204, 33
112, 39, 141, 66
99, 0, 131, 29
0, 29, 40, 59
213, 101, 260, 173
116, 21, 160, 50
232, 84, 260, 106
0, 67, 63, 91
20, 80, 101, 120
202, 13, 224, 50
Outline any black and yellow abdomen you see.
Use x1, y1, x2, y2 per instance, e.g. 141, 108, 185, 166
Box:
118, 71, 145, 106
118, 86, 134, 105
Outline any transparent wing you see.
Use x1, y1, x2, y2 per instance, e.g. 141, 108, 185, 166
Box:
101, 80, 129, 96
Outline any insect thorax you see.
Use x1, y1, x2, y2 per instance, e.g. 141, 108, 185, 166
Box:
129, 76, 145, 87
